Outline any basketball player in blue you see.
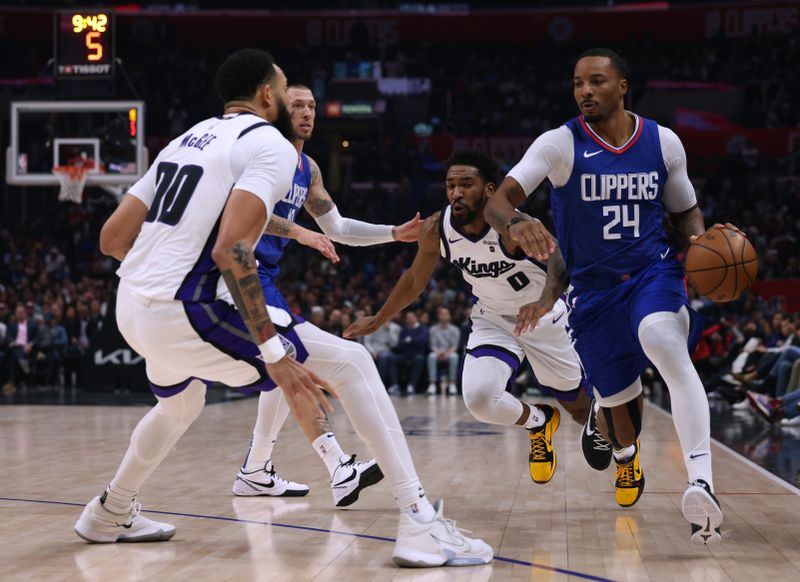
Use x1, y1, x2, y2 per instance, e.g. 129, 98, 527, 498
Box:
345, 149, 611, 484
233, 83, 423, 506
485, 48, 738, 544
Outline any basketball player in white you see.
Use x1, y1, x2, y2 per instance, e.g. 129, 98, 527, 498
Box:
74, 49, 492, 568
232, 83, 422, 506
345, 149, 611, 483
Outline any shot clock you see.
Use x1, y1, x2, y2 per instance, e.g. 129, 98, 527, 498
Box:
55, 10, 115, 79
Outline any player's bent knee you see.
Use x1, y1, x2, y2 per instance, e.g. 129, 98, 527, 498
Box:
462, 381, 497, 422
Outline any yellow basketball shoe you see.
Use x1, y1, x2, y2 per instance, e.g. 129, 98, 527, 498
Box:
528, 404, 560, 484
614, 439, 645, 507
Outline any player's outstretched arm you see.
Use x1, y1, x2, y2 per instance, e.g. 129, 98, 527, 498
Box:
99, 194, 149, 261
485, 177, 556, 261
515, 246, 569, 336
344, 212, 441, 339
305, 156, 421, 245
213, 188, 335, 414
265, 215, 339, 263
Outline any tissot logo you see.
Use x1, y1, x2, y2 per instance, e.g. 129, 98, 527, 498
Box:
451, 257, 515, 278
94, 349, 144, 366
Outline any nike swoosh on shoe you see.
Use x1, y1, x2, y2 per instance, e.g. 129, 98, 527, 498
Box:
332, 469, 358, 488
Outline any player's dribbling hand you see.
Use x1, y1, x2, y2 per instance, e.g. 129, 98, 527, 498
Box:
514, 300, 553, 336
343, 315, 380, 339
297, 230, 339, 263
508, 219, 556, 261
689, 222, 745, 243
266, 357, 337, 415
392, 212, 422, 242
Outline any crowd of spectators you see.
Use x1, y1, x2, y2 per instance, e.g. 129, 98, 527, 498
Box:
0, 10, 798, 398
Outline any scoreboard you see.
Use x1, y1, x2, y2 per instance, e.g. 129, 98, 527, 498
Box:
55, 10, 115, 79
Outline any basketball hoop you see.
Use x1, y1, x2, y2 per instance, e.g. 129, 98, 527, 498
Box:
53, 158, 95, 203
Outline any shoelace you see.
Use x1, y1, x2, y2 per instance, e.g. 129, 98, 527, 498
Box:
592, 433, 612, 451
265, 463, 293, 485
529, 431, 549, 461
117, 500, 142, 527
441, 517, 472, 538
615, 460, 636, 487
340, 454, 359, 467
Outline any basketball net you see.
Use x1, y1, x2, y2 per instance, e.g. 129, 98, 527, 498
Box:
53, 158, 95, 203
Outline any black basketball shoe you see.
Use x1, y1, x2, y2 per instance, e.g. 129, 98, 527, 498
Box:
581, 400, 613, 471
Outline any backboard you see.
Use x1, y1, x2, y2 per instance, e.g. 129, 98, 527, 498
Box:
6, 100, 146, 187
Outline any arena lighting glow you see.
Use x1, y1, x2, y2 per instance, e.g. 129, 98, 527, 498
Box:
129, 108, 137, 137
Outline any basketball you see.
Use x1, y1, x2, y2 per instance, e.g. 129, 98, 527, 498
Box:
685, 227, 758, 302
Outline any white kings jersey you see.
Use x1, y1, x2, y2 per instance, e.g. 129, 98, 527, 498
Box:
117, 112, 297, 302
439, 206, 547, 316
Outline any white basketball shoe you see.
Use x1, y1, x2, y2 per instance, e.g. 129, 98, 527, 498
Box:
75, 495, 176, 543
232, 460, 309, 497
393, 499, 494, 567
330, 454, 384, 507
682, 479, 723, 545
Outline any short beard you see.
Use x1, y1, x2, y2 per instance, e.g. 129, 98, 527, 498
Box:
582, 112, 602, 123
450, 206, 478, 226
272, 103, 294, 140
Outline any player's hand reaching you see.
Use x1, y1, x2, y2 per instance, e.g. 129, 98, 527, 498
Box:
343, 315, 381, 339
508, 217, 557, 261
266, 357, 337, 415
514, 299, 553, 336
392, 212, 422, 242
689, 222, 745, 244
296, 230, 340, 263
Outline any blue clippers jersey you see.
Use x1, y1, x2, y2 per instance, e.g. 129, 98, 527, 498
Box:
551, 115, 670, 290
254, 152, 311, 284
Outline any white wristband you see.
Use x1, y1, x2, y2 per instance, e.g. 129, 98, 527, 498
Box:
258, 335, 286, 364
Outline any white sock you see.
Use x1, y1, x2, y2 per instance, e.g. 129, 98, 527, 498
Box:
639, 308, 714, 491
101, 484, 136, 515
523, 405, 545, 429
243, 389, 291, 472
403, 491, 436, 523
312, 432, 346, 477
613, 444, 636, 463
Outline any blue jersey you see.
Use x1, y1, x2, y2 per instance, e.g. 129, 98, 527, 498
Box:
551, 115, 670, 291
254, 152, 311, 287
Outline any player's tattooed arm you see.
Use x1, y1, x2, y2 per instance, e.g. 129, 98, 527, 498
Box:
486, 177, 555, 260
265, 215, 294, 237
515, 245, 569, 336
218, 240, 277, 344
484, 177, 528, 235
344, 213, 441, 338
669, 204, 705, 249
541, 245, 569, 305
305, 157, 336, 217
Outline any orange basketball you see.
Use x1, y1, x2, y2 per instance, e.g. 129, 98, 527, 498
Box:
685, 227, 758, 303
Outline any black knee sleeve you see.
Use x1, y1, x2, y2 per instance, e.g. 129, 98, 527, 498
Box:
601, 399, 642, 449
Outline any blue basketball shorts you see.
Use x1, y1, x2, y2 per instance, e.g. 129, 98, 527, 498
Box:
567, 257, 703, 401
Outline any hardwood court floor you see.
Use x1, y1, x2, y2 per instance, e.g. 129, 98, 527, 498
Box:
1, 395, 799, 582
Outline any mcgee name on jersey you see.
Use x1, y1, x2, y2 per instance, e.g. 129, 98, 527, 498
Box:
580, 171, 659, 202
451, 257, 516, 278
179, 132, 218, 151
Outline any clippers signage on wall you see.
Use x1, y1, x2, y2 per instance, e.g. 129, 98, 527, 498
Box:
5, 3, 798, 49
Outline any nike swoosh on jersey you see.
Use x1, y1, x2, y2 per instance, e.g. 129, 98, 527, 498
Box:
660, 247, 670, 259
689, 452, 709, 459
583, 150, 603, 158
552, 312, 565, 324
448, 237, 463, 244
